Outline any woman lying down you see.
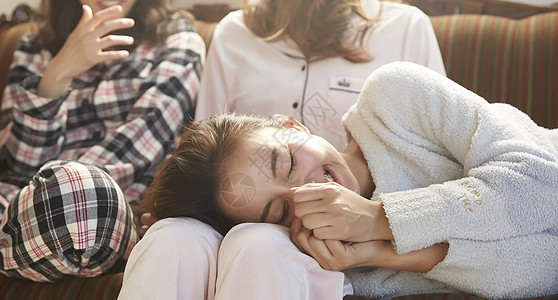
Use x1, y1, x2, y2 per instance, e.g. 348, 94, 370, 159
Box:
118, 62, 558, 300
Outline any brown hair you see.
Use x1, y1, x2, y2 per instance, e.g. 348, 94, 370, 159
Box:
136, 113, 286, 236
32, 0, 187, 55
243, 0, 377, 62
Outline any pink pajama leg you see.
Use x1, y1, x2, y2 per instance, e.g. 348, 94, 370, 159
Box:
215, 223, 352, 300
119, 217, 222, 300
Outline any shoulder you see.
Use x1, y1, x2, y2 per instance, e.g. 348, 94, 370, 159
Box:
216, 10, 245, 27
165, 30, 205, 53
213, 10, 250, 37
377, 1, 430, 22
9, 32, 53, 70
162, 13, 206, 54
129, 31, 205, 67
13, 32, 41, 54
166, 12, 196, 34
209, 9, 262, 51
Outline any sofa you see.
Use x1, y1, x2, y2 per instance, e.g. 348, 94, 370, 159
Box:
0, 5, 556, 299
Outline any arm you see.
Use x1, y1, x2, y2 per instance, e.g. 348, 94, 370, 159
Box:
38, 5, 134, 98
0, 5, 134, 176
343, 62, 558, 297
349, 62, 558, 252
78, 29, 205, 192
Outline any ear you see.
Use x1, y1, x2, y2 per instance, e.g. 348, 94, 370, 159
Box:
272, 114, 310, 133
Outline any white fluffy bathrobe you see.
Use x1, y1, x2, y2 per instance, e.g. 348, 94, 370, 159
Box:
342, 62, 558, 299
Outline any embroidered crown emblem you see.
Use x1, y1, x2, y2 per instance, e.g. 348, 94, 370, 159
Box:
338, 78, 350, 87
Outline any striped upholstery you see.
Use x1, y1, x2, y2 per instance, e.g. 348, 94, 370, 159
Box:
431, 12, 558, 128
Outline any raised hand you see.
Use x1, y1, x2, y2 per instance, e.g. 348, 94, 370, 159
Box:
37, 5, 135, 98
292, 182, 393, 242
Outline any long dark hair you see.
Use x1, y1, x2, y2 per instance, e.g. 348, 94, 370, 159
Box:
136, 113, 286, 236
32, 0, 185, 54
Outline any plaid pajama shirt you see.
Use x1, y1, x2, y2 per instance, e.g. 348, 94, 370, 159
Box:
0, 14, 204, 281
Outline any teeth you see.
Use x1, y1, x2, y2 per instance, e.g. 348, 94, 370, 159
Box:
100, 1, 120, 6
324, 170, 334, 182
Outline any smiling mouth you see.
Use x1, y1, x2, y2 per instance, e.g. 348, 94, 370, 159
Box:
324, 169, 336, 182
97, 0, 122, 9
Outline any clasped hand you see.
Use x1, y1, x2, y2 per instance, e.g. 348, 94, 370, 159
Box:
289, 182, 394, 271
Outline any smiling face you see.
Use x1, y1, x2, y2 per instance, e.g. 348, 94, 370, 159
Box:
219, 126, 360, 227
80, 0, 137, 16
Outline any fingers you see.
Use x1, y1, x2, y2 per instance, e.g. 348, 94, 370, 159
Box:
290, 218, 319, 256
289, 218, 307, 252
78, 5, 94, 27
77, 7, 135, 63
323, 239, 348, 262
93, 17, 135, 38
297, 213, 351, 240
87, 5, 125, 31
298, 211, 330, 231
77, 5, 134, 37
98, 33, 134, 47
292, 182, 341, 203
292, 183, 342, 229
291, 218, 357, 271
291, 183, 340, 215
293, 225, 329, 259
293, 198, 326, 216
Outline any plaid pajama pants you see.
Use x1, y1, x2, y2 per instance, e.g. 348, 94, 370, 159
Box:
0, 160, 138, 282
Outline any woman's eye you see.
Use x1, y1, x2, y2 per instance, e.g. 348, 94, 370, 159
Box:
287, 147, 297, 179
278, 200, 289, 224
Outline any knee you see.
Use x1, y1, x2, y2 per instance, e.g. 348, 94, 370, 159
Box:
219, 223, 293, 257
29, 161, 137, 276
142, 218, 222, 259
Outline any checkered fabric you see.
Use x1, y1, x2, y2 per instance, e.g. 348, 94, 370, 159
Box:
0, 13, 204, 209
0, 160, 138, 282
0, 14, 204, 281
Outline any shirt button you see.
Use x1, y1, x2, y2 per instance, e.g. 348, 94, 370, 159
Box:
292, 102, 299, 109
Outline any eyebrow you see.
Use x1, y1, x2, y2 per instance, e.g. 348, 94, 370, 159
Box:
270, 147, 279, 179
260, 200, 273, 223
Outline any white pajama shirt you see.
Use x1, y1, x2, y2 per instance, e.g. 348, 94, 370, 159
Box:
195, 0, 446, 150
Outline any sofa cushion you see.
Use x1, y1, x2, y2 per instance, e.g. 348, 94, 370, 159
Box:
431, 12, 558, 129
0, 272, 123, 299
